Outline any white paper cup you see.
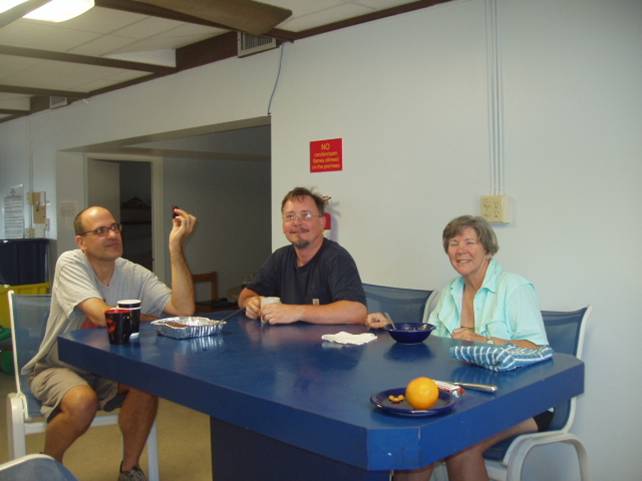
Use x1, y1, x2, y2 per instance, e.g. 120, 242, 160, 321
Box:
260, 296, 281, 322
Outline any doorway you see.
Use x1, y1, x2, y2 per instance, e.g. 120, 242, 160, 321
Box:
120, 162, 153, 270
73, 119, 272, 294
86, 160, 153, 271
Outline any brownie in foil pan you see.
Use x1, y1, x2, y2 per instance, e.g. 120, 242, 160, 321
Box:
152, 317, 226, 339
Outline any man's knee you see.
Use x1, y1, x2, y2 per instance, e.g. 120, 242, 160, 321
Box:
60, 385, 99, 423
60, 386, 98, 419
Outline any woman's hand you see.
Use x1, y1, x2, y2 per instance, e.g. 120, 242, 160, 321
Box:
452, 328, 536, 347
365, 312, 391, 329
452, 327, 486, 343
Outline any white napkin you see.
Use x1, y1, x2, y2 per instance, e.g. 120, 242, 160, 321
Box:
321, 331, 377, 345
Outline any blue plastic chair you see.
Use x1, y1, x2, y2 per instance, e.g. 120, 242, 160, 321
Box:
484, 306, 592, 481
0, 454, 79, 481
5, 292, 160, 481
362, 283, 434, 323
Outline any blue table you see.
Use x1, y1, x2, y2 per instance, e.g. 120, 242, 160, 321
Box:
58, 316, 584, 481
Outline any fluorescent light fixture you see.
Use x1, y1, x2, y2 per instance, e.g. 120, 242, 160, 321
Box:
24, 0, 94, 22
0, 0, 28, 15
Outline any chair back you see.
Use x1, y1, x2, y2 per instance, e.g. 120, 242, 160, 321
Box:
363, 283, 432, 323
6, 292, 161, 481
542, 306, 590, 430
483, 306, 591, 464
0, 454, 78, 481
8, 291, 52, 417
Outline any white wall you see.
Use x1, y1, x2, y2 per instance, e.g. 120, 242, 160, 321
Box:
0, 0, 640, 479
1, 48, 280, 239
272, 0, 488, 287
270, 1, 642, 480
0, 117, 51, 237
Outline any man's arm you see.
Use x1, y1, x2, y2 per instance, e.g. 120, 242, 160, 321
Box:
163, 208, 196, 316
260, 300, 367, 325
53, 253, 109, 327
77, 297, 111, 326
77, 296, 166, 326
239, 250, 280, 320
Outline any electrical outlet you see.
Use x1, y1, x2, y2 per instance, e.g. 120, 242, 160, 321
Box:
480, 195, 510, 224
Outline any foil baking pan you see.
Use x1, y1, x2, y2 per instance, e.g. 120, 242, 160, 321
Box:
152, 316, 226, 340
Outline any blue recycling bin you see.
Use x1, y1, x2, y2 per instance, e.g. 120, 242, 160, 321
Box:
0, 238, 50, 285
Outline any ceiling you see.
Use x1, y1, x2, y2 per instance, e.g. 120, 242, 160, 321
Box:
0, 0, 453, 123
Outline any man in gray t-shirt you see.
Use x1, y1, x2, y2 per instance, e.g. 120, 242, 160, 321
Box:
25, 205, 197, 481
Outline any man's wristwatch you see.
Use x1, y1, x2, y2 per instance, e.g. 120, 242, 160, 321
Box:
485, 336, 495, 345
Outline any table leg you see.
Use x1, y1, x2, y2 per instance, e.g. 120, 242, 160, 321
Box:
210, 418, 389, 481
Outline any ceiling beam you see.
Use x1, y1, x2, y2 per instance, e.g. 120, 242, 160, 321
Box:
88, 72, 163, 96
0, 84, 87, 98
96, 0, 231, 30
0, 115, 23, 124
83, 146, 270, 162
176, 31, 236, 70
0, 45, 176, 74
98, 0, 294, 38
0, 107, 29, 115
295, 0, 455, 39
265, 28, 298, 43
0, 0, 48, 28
131, 0, 292, 36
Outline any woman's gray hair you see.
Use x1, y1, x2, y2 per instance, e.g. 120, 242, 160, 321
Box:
442, 215, 499, 255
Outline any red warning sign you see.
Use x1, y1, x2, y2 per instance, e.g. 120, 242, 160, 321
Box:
310, 138, 342, 173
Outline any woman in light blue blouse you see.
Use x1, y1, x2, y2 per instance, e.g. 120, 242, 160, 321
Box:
427, 215, 548, 348
367, 215, 549, 481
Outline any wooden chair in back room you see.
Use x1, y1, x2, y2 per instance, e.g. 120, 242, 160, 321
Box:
192, 271, 237, 312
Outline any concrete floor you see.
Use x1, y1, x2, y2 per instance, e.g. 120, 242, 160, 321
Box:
0, 372, 213, 481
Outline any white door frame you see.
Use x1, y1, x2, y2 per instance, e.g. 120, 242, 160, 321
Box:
84, 153, 166, 281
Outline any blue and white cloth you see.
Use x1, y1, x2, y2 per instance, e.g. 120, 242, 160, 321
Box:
449, 344, 553, 372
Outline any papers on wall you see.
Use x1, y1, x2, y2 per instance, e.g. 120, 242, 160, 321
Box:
3, 185, 25, 239
31, 191, 47, 224
28, 191, 48, 238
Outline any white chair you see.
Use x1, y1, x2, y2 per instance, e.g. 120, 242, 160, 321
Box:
5, 291, 160, 481
0, 454, 79, 481
484, 306, 592, 481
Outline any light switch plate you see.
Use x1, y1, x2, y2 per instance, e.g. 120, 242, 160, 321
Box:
480, 195, 510, 224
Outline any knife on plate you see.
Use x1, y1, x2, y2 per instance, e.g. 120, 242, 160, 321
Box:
451, 381, 498, 393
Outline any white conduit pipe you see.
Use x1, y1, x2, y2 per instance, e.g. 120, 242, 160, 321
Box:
485, 0, 504, 196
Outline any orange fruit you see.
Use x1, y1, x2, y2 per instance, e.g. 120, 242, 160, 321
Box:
405, 377, 440, 409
